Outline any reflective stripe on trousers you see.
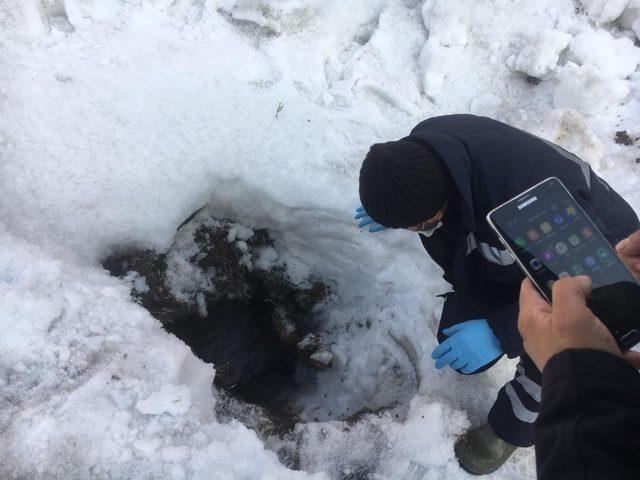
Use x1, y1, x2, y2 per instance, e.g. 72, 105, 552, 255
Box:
488, 357, 542, 447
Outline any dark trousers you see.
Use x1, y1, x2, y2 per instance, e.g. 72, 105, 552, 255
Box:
438, 292, 542, 447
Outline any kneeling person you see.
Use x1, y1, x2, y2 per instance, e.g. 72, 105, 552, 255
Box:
356, 114, 639, 475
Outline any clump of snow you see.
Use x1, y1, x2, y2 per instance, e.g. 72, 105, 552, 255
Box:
254, 245, 280, 270
165, 236, 216, 306
579, 0, 630, 23
514, 29, 572, 78
569, 30, 640, 78
619, 0, 640, 38
309, 349, 333, 369
123, 270, 151, 295
551, 27, 639, 117
227, 224, 254, 242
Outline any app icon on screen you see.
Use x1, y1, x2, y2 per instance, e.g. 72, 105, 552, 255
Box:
558, 271, 570, 278
572, 264, 585, 275
515, 237, 527, 248
529, 258, 543, 270
581, 227, 593, 239
539, 222, 552, 234
596, 247, 609, 259
568, 235, 580, 246
553, 215, 564, 225
555, 242, 568, 254
566, 207, 577, 216
527, 229, 541, 241
542, 251, 556, 262
584, 256, 596, 268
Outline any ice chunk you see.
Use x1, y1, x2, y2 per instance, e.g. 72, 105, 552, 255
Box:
514, 29, 572, 78
309, 349, 333, 369
569, 30, 640, 78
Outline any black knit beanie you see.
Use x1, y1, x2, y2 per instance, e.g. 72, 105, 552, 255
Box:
358, 138, 452, 229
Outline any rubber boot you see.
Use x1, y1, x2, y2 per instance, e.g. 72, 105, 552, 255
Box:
454, 423, 518, 475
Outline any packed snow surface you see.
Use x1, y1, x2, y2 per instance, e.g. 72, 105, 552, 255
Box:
1, 0, 639, 479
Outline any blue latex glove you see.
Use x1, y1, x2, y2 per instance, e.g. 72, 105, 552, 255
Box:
431, 319, 502, 374
354, 205, 388, 232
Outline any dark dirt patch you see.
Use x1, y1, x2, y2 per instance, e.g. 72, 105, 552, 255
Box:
103, 210, 330, 420
615, 130, 634, 146
525, 75, 542, 85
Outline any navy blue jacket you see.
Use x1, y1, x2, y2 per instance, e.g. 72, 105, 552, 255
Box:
409, 115, 639, 358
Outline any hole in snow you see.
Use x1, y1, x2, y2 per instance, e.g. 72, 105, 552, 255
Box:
103, 206, 426, 478
103, 208, 333, 428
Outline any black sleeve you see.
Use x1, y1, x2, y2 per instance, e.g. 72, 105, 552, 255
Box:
535, 349, 640, 480
486, 302, 523, 359
583, 172, 640, 247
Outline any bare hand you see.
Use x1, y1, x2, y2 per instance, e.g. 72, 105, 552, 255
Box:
616, 229, 640, 282
518, 276, 622, 371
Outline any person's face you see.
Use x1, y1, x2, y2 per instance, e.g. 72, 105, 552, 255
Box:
405, 210, 445, 232
404, 197, 450, 232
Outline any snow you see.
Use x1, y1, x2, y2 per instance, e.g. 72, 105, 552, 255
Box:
553, 63, 631, 115
514, 29, 572, 78
309, 349, 333, 368
0, 0, 639, 479
296, 398, 470, 478
620, 0, 640, 37
419, 0, 470, 97
0, 228, 317, 479
568, 30, 640, 79
136, 384, 193, 416
579, 0, 630, 23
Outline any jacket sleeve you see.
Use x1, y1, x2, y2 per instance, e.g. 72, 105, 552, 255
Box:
583, 172, 640, 246
535, 349, 640, 480
486, 302, 523, 359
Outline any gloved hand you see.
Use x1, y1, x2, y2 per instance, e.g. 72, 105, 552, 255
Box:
354, 205, 388, 232
431, 319, 503, 374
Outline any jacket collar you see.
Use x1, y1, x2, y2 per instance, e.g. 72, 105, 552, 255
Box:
406, 132, 476, 232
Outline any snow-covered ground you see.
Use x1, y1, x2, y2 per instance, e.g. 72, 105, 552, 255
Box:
1, 0, 639, 478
